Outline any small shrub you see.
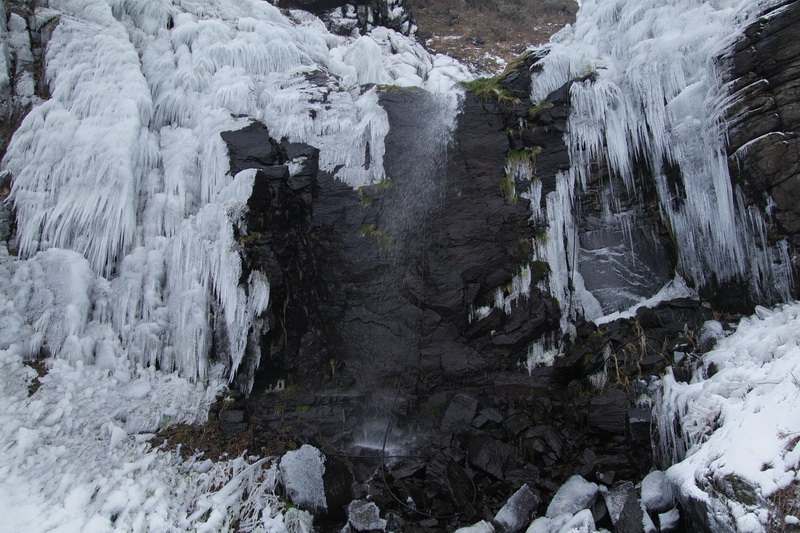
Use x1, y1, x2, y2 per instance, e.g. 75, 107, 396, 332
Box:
500, 173, 518, 204
461, 77, 519, 105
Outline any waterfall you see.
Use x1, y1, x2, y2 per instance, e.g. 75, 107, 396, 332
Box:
353, 88, 462, 451
530, 0, 793, 328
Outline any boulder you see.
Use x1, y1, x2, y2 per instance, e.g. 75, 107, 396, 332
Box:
218, 406, 248, 437
640, 470, 674, 514
546, 475, 599, 518
347, 500, 387, 532
589, 388, 628, 435
443, 394, 478, 428
468, 437, 516, 480
493, 484, 541, 533
658, 509, 681, 532
627, 406, 652, 443
525, 514, 570, 533
603, 482, 644, 533
557, 509, 596, 533
280, 445, 327, 513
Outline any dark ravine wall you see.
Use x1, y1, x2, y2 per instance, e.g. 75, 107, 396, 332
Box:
216, 53, 705, 531
726, 0, 800, 286
227, 85, 562, 407
203, 2, 800, 530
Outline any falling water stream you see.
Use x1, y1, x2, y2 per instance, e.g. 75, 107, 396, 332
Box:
350, 90, 462, 454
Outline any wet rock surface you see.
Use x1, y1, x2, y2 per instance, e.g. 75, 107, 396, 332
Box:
726, 0, 800, 283
205, 17, 794, 530
212, 50, 729, 530
225, 83, 561, 396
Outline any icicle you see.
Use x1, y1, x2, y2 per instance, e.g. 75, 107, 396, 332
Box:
530, 0, 793, 322
1, 0, 473, 389
4, 15, 152, 276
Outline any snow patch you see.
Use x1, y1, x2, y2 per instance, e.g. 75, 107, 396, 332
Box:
655, 301, 800, 530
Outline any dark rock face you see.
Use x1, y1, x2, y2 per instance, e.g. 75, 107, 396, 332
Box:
504, 52, 675, 317
576, 173, 674, 314
227, 84, 561, 397
219, 71, 682, 528
604, 482, 644, 533
588, 387, 628, 435
219, 51, 714, 530
0, 173, 13, 243
726, 0, 800, 270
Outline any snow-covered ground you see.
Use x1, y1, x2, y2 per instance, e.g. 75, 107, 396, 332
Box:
656, 302, 800, 532
0, 342, 287, 532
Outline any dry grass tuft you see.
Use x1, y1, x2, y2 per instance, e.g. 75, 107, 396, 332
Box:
769, 481, 800, 532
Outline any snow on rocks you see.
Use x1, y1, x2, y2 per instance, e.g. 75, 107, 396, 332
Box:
346, 500, 387, 532
280, 444, 327, 514
559, 509, 597, 532
0, 339, 294, 532
522, 475, 604, 533
546, 475, 599, 518
494, 484, 541, 533
640, 470, 674, 514
455, 520, 496, 533
658, 508, 681, 532
527, 509, 598, 533
655, 301, 800, 531
602, 481, 643, 533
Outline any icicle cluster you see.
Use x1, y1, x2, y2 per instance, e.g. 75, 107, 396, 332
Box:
530, 0, 792, 325
0, 0, 470, 389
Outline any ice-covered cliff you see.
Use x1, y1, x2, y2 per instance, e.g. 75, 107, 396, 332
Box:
0, 0, 468, 389
529, 0, 794, 331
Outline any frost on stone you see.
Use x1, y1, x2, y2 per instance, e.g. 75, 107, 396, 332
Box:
546, 475, 598, 519
0, 340, 290, 531
602, 482, 636, 526
528, 510, 597, 533
641, 470, 674, 514
697, 319, 725, 350
284, 507, 315, 533
658, 508, 681, 532
456, 520, 496, 533
494, 484, 540, 532
525, 516, 552, 533
347, 500, 387, 532
557, 509, 596, 533
280, 444, 327, 514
